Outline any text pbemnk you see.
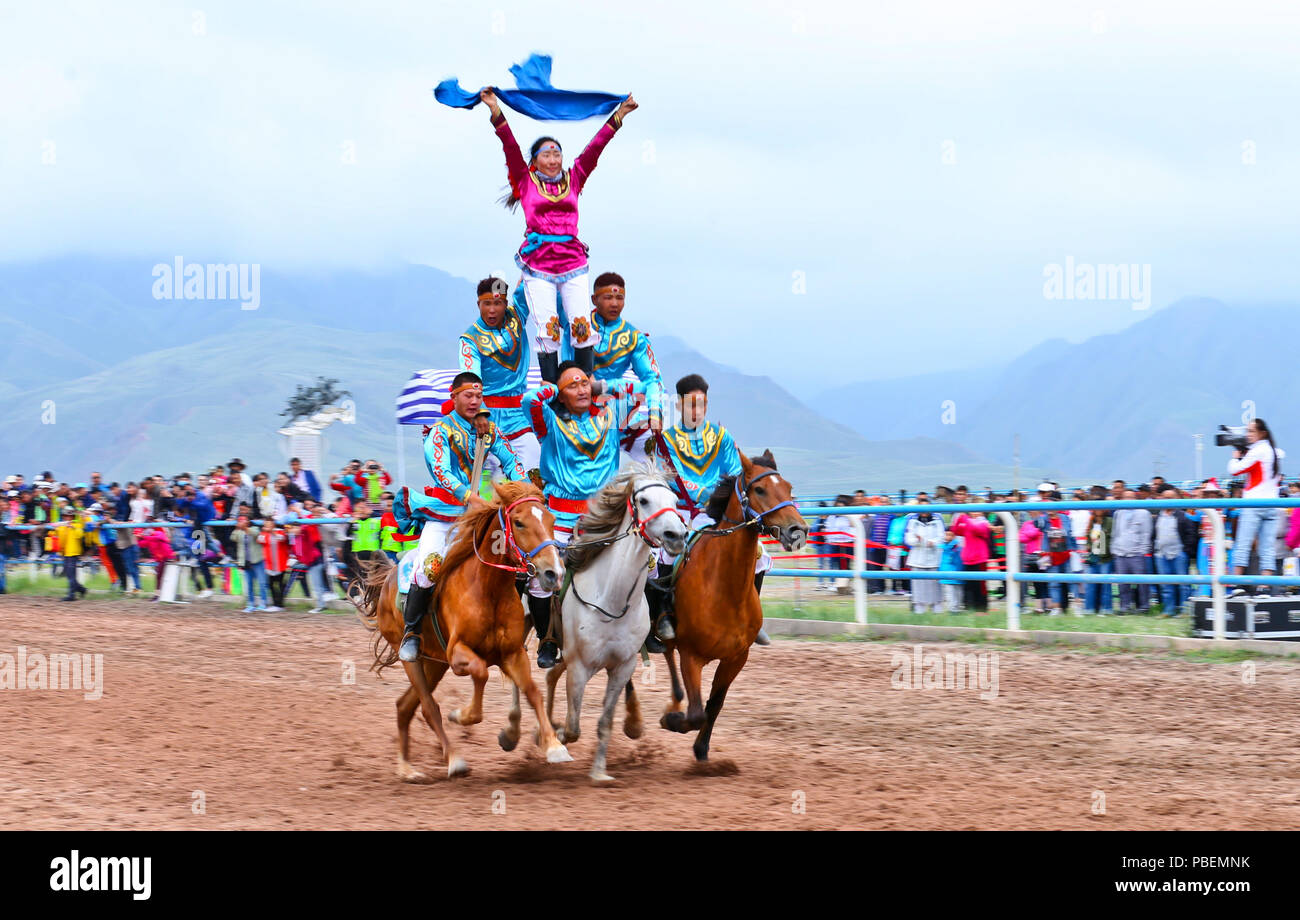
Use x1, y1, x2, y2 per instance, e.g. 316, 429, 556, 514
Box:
49, 851, 151, 900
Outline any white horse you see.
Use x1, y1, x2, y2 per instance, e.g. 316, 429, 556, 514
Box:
544, 463, 687, 782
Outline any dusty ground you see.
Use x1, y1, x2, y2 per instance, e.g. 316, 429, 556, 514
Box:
2, 594, 1298, 830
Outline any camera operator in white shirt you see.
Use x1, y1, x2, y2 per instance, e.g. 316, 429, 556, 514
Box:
1227, 418, 1285, 595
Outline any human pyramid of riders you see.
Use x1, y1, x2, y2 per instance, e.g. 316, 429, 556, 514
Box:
392, 81, 775, 668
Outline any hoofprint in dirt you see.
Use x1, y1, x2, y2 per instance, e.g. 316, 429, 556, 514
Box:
2, 595, 1298, 830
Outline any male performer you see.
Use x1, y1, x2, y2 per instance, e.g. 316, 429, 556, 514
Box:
522, 362, 647, 667
562, 271, 665, 464
653, 373, 772, 647
459, 278, 542, 477
396, 372, 527, 663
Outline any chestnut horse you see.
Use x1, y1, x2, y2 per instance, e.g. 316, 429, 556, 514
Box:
660, 449, 808, 761
357, 479, 572, 781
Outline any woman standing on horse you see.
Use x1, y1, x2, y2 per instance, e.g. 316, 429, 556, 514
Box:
480, 87, 638, 384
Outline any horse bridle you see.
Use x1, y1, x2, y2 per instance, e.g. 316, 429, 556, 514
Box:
473, 495, 560, 577
721, 468, 798, 537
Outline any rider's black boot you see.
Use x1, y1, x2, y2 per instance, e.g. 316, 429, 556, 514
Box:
644, 580, 666, 653
399, 584, 432, 662
528, 593, 560, 668
753, 572, 771, 646
538, 351, 560, 386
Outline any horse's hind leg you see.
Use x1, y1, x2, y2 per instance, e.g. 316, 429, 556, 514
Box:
500, 647, 572, 764
591, 657, 638, 783
395, 685, 426, 782
692, 649, 748, 762
396, 658, 449, 780
623, 679, 643, 739
402, 658, 467, 778
499, 681, 521, 751
662, 648, 685, 716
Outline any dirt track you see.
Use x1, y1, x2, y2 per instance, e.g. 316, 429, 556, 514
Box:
2, 595, 1299, 830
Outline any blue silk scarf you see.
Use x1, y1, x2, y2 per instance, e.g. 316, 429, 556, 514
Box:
434, 54, 628, 121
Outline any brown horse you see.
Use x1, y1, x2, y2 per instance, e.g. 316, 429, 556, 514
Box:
356, 479, 572, 781
660, 449, 808, 761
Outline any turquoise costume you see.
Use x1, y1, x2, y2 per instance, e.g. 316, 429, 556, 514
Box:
458, 286, 533, 439
562, 311, 665, 426
655, 420, 744, 510
523, 379, 647, 534
395, 411, 526, 529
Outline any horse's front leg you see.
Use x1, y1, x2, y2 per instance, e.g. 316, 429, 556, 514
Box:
403, 656, 467, 778
692, 649, 748, 762
623, 679, 643, 739
560, 658, 592, 746
449, 670, 487, 726
591, 656, 639, 783
661, 647, 705, 733
500, 647, 571, 764
545, 658, 567, 731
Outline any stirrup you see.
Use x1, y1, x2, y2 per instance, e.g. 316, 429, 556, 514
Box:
398, 632, 421, 663
655, 614, 676, 641
537, 641, 560, 669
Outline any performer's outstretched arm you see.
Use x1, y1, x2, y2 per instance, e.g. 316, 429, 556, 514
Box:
482, 88, 528, 193
573, 95, 637, 192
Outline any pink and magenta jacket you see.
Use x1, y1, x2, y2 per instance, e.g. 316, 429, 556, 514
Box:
494, 111, 623, 282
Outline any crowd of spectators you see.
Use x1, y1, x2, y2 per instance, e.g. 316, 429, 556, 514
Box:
0, 457, 404, 611
808, 476, 1300, 616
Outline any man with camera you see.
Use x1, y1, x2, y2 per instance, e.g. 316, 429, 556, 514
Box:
1224, 418, 1285, 595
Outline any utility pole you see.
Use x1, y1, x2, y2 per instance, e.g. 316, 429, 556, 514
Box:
1013, 433, 1020, 495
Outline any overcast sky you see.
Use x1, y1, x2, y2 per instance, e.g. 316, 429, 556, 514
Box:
4, 0, 1299, 391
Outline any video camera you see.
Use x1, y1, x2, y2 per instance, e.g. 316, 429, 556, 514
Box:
1215, 425, 1249, 451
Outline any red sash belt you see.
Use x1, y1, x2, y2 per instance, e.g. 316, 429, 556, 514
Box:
424, 486, 464, 505
484, 394, 523, 408
547, 496, 588, 515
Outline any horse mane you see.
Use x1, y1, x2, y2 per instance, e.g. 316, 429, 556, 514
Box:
431, 479, 541, 611
702, 449, 779, 522
566, 461, 668, 572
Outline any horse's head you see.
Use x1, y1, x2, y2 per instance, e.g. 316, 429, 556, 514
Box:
738, 450, 808, 552
628, 470, 687, 557
496, 481, 564, 593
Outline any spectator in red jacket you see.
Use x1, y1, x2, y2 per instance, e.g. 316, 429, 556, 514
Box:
289, 521, 327, 612
259, 522, 289, 610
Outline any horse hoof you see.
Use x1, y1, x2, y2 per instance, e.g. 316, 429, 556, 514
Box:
546, 745, 573, 764
498, 730, 519, 752
556, 728, 579, 745
660, 712, 687, 734
449, 709, 463, 724
623, 720, 644, 740
397, 767, 428, 784
589, 771, 615, 784
447, 757, 470, 778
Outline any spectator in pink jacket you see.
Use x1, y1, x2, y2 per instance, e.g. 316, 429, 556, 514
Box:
137, 526, 174, 597
951, 510, 991, 612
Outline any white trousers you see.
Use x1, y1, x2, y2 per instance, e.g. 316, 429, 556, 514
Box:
523, 274, 599, 354
401, 519, 456, 591
655, 512, 772, 573
486, 430, 541, 476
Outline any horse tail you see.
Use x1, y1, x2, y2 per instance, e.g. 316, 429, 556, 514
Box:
353, 553, 401, 675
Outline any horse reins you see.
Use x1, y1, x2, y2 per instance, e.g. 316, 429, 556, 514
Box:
566, 480, 684, 621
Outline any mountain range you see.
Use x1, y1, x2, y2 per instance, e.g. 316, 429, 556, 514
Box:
2, 257, 1280, 493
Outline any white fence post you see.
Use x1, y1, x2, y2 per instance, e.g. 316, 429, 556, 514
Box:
851, 515, 867, 625
997, 512, 1020, 631
1206, 509, 1227, 640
